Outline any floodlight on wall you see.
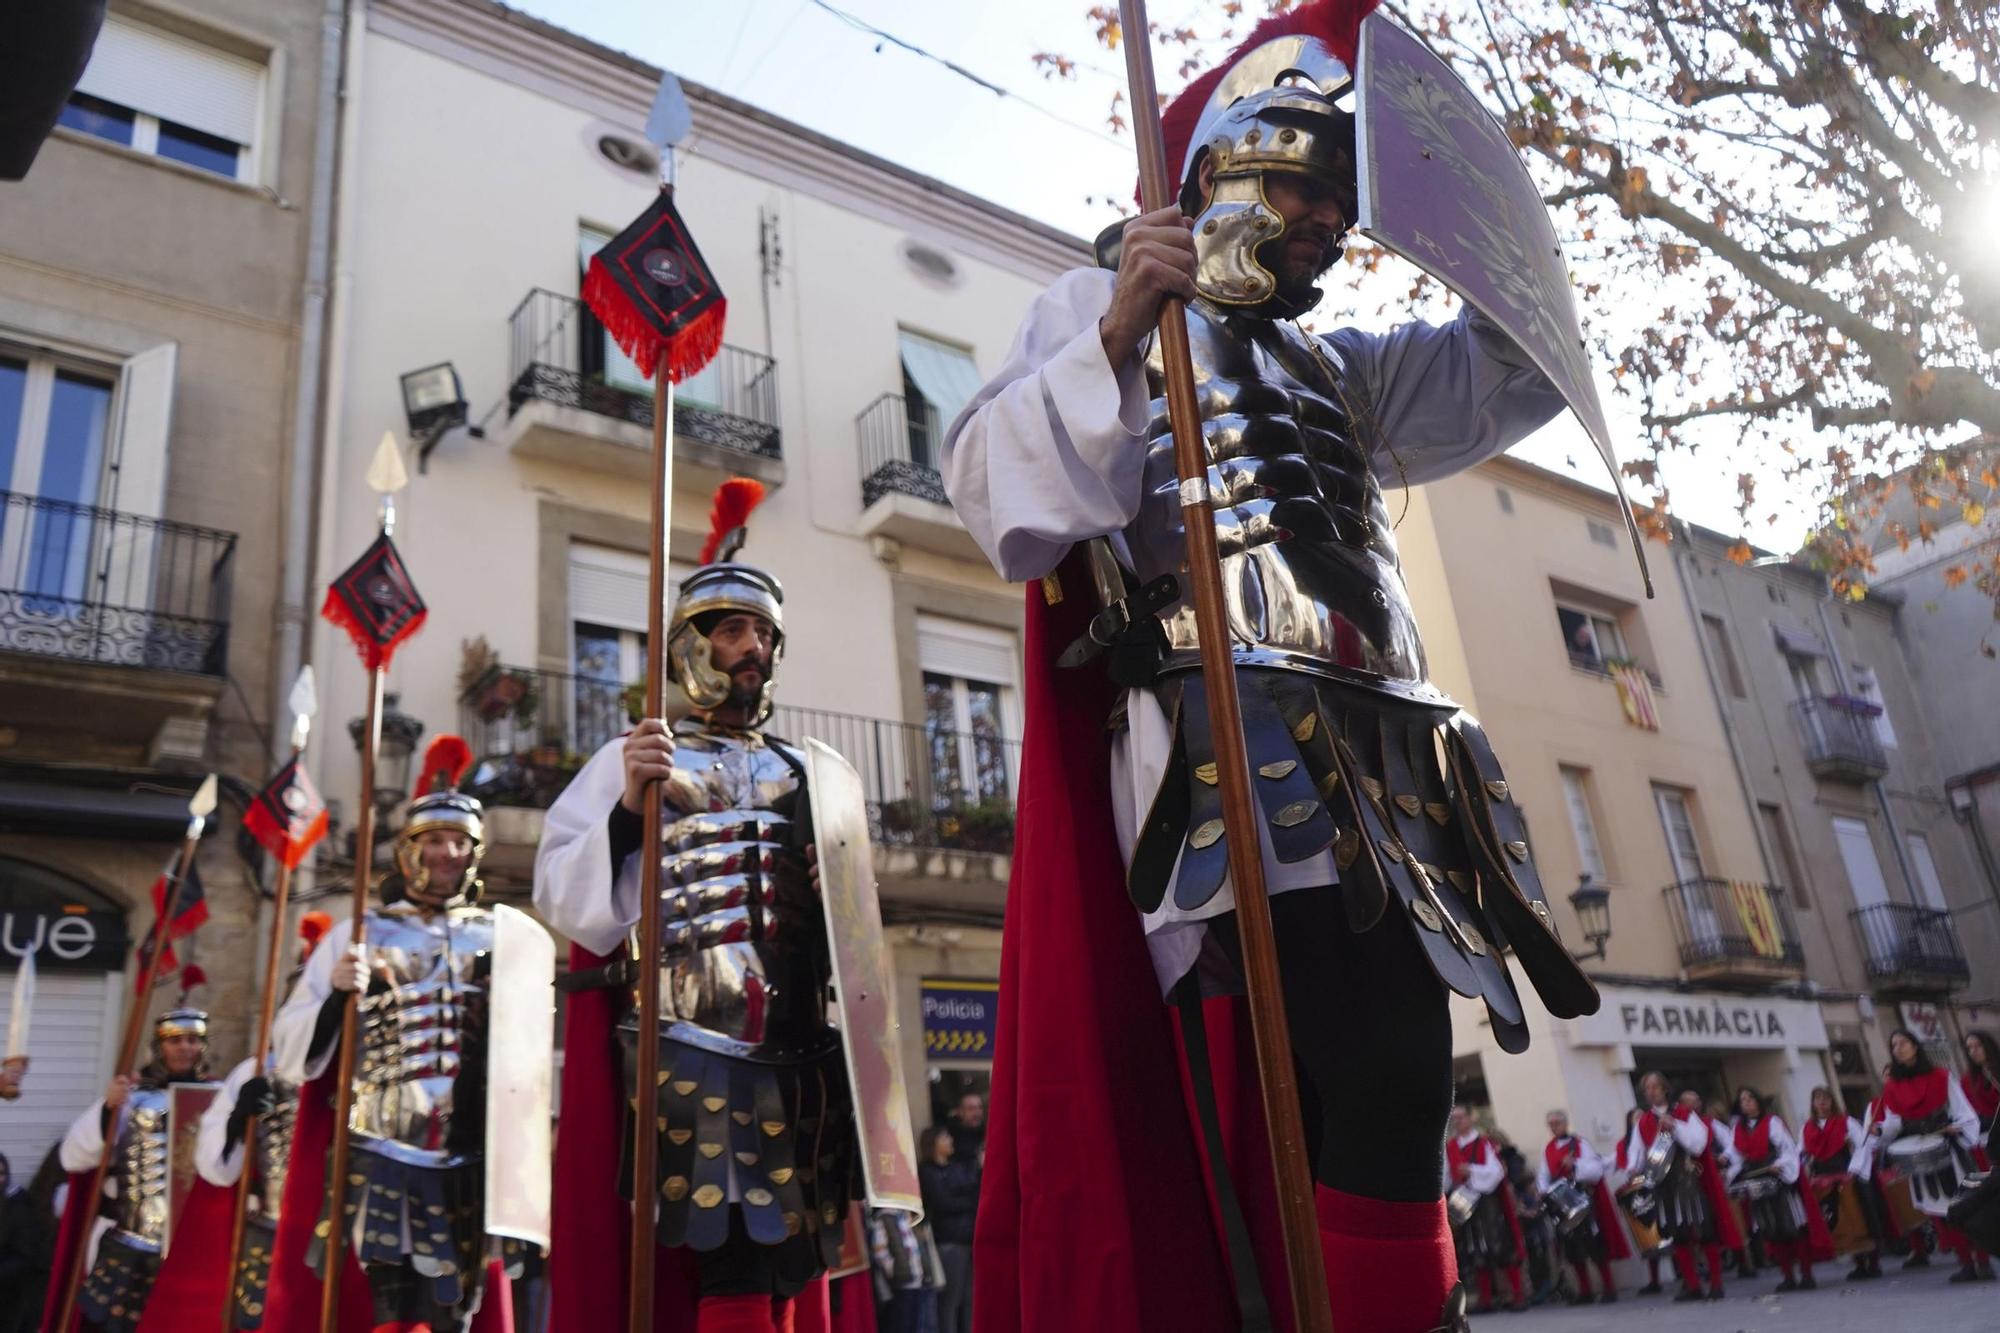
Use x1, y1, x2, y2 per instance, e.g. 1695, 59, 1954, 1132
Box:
400, 362, 482, 470
1568, 874, 1613, 962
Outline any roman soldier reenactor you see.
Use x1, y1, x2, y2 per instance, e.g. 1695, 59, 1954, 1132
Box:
269, 737, 552, 1332
1724, 1087, 1833, 1293
938, 1, 1640, 1327
1622, 1075, 1742, 1303
193, 912, 331, 1329
1871, 1028, 1990, 1283
51, 1007, 210, 1332
537, 481, 906, 1333
1445, 1110, 1525, 1314
1536, 1109, 1625, 1304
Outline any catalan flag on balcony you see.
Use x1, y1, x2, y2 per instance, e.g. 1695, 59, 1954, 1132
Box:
581, 189, 726, 385
1609, 659, 1659, 731
1730, 880, 1786, 959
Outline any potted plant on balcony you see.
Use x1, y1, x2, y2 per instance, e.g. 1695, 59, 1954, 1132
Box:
951, 797, 1016, 854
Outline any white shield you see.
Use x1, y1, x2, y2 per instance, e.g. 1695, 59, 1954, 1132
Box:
483, 902, 555, 1250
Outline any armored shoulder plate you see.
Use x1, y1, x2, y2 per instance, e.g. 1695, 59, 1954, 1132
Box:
109, 1087, 172, 1249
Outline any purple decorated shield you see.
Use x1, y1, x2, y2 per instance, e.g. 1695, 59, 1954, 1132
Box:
1355, 17, 1652, 594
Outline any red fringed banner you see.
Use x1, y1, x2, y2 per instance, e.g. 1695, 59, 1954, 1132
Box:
320, 530, 427, 671
243, 754, 330, 870
581, 189, 726, 385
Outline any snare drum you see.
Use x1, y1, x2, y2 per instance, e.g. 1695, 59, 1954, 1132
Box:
1544, 1179, 1593, 1234
1729, 1174, 1783, 1203
1447, 1184, 1481, 1228
1887, 1133, 1965, 1217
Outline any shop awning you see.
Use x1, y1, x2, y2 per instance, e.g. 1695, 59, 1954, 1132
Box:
0, 778, 206, 839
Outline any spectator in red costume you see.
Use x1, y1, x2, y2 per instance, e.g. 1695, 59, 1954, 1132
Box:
1873, 1029, 1991, 1283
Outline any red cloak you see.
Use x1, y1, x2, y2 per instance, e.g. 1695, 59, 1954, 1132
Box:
37, 1164, 235, 1332
1540, 1138, 1630, 1260
546, 942, 869, 1332
1637, 1111, 1743, 1250
38, 1172, 95, 1333
1729, 1116, 1832, 1262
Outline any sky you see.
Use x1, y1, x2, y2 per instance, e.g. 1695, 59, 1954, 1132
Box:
509, 0, 1823, 549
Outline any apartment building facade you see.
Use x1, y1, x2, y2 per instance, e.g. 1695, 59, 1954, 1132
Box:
0, 0, 336, 1173
304, 0, 1085, 1136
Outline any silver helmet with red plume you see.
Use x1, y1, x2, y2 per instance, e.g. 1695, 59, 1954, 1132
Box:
668, 478, 784, 726
394, 734, 485, 898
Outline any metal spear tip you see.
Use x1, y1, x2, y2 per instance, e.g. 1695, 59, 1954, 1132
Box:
288, 664, 319, 750
189, 773, 219, 818
366, 432, 410, 495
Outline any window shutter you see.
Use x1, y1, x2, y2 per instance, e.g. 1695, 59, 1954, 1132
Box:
0, 968, 119, 1178
569, 544, 695, 634
916, 615, 1018, 688
77, 17, 264, 146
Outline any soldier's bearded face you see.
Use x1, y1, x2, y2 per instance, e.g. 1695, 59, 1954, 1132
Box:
710, 613, 777, 707
1258, 170, 1350, 294
160, 1033, 204, 1076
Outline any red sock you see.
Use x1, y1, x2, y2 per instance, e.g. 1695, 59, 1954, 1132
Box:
1597, 1259, 1616, 1294
698, 1294, 775, 1333
1506, 1266, 1524, 1302
1704, 1244, 1725, 1293
1313, 1187, 1457, 1328
1572, 1261, 1593, 1296
1672, 1247, 1699, 1290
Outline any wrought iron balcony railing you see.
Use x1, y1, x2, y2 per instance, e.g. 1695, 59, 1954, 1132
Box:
1661, 877, 1805, 976
1851, 902, 1970, 990
459, 664, 1021, 855
857, 393, 948, 507
1793, 695, 1889, 783
0, 490, 235, 675
506, 288, 780, 460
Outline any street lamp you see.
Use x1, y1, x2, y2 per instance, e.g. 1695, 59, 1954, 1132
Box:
1568, 873, 1612, 962
348, 691, 425, 814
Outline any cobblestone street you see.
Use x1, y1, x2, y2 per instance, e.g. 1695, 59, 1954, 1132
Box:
1495, 1268, 1994, 1331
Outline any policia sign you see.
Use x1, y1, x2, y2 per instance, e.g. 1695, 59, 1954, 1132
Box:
922, 979, 997, 1060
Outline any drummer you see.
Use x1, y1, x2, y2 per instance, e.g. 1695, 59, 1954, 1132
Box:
1873, 1028, 1991, 1283
1725, 1087, 1832, 1292
1623, 1074, 1742, 1302
1613, 1107, 1666, 1296
1804, 1085, 1884, 1281
1536, 1109, 1625, 1304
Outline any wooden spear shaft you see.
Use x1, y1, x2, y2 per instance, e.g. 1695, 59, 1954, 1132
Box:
319, 667, 384, 1333
1115, 3, 1334, 1328
54, 825, 207, 1333
222, 846, 297, 1333
627, 349, 674, 1333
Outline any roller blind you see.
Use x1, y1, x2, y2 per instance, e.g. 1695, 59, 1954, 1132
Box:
76, 16, 265, 146
569, 543, 692, 634
916, 615, 1017, 688
0, 968, 116, 1180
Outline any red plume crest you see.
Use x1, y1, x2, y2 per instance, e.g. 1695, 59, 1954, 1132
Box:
298, 910, 333, 946
1153, 0, 1380, 206
417, 734, 473, 797
698, 478, 768, 564
177, 964, 208, 996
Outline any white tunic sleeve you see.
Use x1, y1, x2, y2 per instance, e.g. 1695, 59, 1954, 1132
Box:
1462, 1139, 1504, 1195
59, 1098, 110, 1173
1320, 305, 1568, 487
1769, 1116, 1802, 1184
270, 915, 352, 1084
1534, 1149, 1554, 1195
195, 1058, 255, 1187
1669, 1112, 1710, 1156
532, 737, 646, 957
940, 268, 1156, 582
1573, 1137, 1607, 1186
1947, 1075, 1982, 1143
1853, 1106, 1881, 1180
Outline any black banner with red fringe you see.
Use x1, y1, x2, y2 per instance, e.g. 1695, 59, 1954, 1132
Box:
580, 189, 726, 385
320, 530, 427, 671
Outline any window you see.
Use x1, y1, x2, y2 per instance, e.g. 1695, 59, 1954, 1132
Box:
1559, 766, 1608, 883
0, 352, 117, 606
59, 16, 265, 180
916, 616, 1020, 809
1906, 833, 1948, 912
1652, 785, 1707, 883
1758, 802, 1809, 908
898, 331, 981, 470
1702, 614, 1746, 698
577, 226, 654, 397
566, 544, 691, 753
1557, 604, 1629, 672
1831, 816, 1890, 911
1851, 666, 1898, 748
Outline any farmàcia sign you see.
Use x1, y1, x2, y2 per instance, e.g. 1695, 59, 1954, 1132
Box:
1570, 985, 1829, 1052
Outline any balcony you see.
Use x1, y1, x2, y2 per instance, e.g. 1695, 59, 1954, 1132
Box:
0, 491, 236, 762
498, 288, 783, 489
1793, 695, 1889, 783
1662, 877, 1806, 985
458, 664, 1018, 913
855, 394, 983, 562
1851, 902, 1970, 994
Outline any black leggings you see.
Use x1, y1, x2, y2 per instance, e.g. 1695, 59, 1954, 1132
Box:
1210, 883, 1455, 1202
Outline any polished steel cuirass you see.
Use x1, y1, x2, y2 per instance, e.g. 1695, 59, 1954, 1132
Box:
631, 722, 828, 1061
109, 1087, 171, 1249
1130, 303, 1433, 694
350, 903, 493, 1166
253, 1076, 298, 1217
